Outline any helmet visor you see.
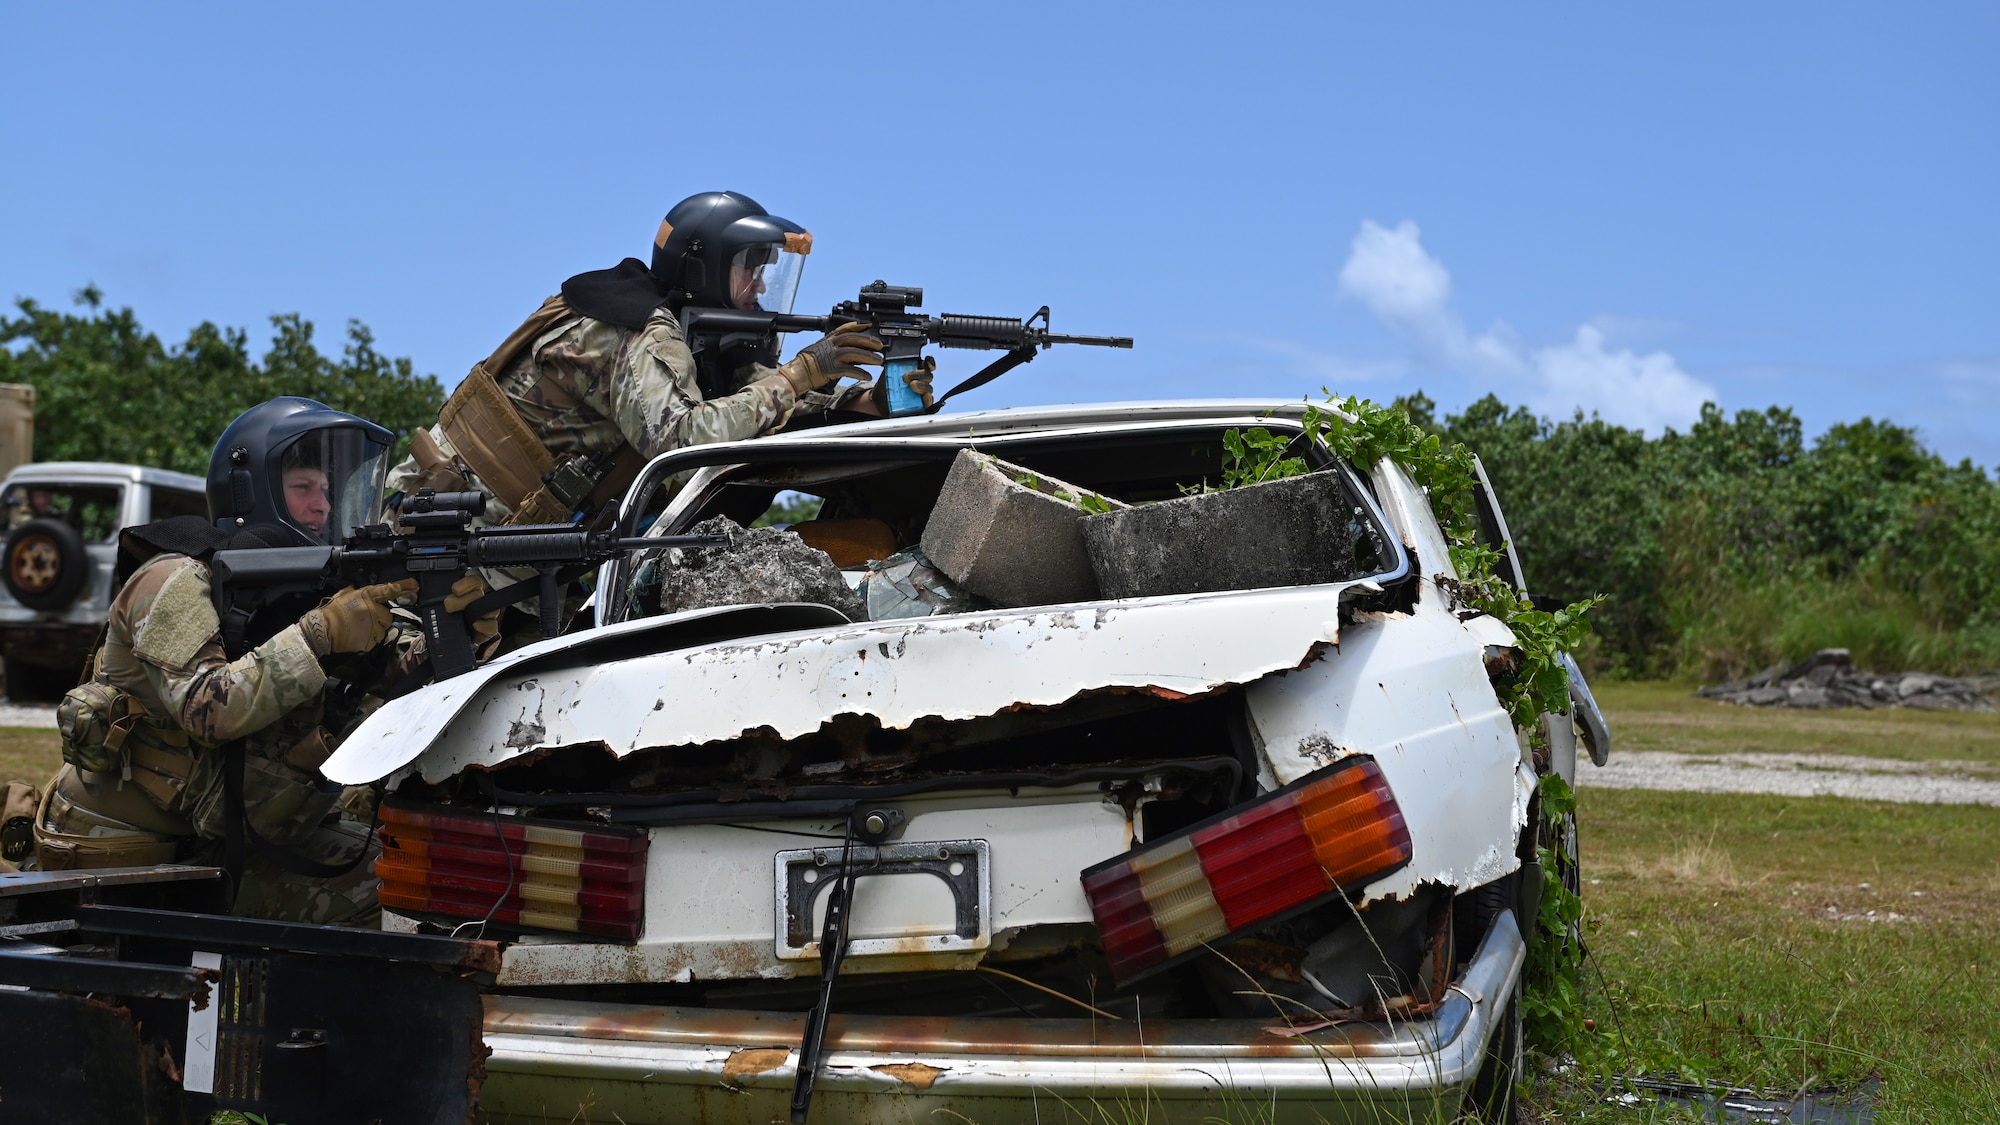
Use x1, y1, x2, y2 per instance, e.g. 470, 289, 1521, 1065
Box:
271, 426, 390, 545
728, 244, 805, 313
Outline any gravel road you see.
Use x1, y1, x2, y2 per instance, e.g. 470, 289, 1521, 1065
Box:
0, 703, 57, 729
1578, 750, 2000, 806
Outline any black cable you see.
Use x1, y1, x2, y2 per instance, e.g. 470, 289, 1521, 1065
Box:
490, 759, 1244, 816
717, 823, 850, 841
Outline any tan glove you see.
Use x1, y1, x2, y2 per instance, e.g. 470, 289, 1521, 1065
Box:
299, 580, 417, 655
444, 574, 503, 657
871, 354, 937, 414
777, 321, 884, 394
443, 574, 485, 614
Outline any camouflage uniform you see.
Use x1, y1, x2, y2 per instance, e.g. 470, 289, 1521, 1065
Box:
51, 553, 380, 926
388, 299, 858, 512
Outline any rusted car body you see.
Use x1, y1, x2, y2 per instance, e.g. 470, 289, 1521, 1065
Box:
325, 400, 1607, 1123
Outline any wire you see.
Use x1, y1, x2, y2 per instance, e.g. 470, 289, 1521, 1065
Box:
974, 969, 1041, 1019
718, 823, 850, 841
975, 966, 1126, 1021
453, 775, 517, 940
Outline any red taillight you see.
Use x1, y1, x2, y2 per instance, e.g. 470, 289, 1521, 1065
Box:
375, 801, 647, 939
1081, 756, 1412, 983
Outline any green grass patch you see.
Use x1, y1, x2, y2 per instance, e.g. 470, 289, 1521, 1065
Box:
1533, 773, 2000, 1121
1593, 681, 2000, 777
0, 726, 60, 788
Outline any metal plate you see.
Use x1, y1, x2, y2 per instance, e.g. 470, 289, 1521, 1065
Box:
773, 839, 990, 960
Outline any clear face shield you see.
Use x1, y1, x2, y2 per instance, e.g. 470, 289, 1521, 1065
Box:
271, 427, 390, 546
727, 243, 806, 313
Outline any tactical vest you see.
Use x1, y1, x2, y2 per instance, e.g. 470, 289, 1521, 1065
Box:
420, 296, 644, 526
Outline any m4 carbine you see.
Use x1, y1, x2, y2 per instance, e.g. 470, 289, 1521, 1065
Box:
209, 490, 723, 682
682, 281, 1133, 415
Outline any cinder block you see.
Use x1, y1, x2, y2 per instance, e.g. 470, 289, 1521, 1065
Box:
919, 450, 1127, 608
1080, 471, 1358, 599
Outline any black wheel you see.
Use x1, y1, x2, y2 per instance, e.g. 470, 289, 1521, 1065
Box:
3, 656, 73, 702
4, 518, 89, 611
1467, 975, 1524, 1122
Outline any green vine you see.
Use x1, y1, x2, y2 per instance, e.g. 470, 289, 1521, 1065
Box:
1223, 393, 1599, 1054
1523, 774, 1584, 1049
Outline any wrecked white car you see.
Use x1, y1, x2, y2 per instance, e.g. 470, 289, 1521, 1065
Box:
323, 399, 1609, 1124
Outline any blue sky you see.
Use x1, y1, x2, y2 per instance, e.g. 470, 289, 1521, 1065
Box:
4, 3, 1995, 462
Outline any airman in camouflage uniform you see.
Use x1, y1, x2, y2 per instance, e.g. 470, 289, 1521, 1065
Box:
385, 297, 851, 515
37, 397, 413, 926
388, 192, 929, 523
39, 552, 410, 925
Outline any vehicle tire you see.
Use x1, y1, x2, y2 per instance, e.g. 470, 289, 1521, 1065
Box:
4, 518, 89, 611
1467, 975, 1523, 1123
3, 656, 72, 703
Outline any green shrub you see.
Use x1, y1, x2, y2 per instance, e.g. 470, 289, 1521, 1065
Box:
1404, 392, 2000, 679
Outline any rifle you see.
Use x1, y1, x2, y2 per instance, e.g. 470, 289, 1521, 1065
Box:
208, 490, 724, 683
682, 281, 1133, 415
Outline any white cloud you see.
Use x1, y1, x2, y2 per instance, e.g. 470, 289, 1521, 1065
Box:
1336, 219, 1715, 433
1337, 220, 1457, 335
1534, 325, 1716, 431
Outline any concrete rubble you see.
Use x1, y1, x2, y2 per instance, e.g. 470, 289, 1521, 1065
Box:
1698, 647, 1996, 712
646, 515, 865, 622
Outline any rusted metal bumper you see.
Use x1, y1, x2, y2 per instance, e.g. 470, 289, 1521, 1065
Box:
476, 913, 1524, 1124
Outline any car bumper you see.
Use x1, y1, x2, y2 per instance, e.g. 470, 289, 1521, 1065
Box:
475, 911, 1525, 1124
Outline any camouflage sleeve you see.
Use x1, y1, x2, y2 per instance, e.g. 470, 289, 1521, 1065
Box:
790, 379, 876, 419
607, 313, 798, 459
116, 558, 328, 744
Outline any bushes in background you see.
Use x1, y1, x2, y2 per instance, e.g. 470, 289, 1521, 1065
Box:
0, 287, 444, 474
1399, 392, 2000, 681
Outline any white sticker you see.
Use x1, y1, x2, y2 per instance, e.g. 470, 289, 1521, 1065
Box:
183, 951, 223, 1095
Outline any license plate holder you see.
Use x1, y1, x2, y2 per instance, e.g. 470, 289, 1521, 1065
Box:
773, 839, 990, 960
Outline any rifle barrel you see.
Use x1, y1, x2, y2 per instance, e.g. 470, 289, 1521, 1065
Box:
1043, 333, 1134, 348
611, 534, 730, 552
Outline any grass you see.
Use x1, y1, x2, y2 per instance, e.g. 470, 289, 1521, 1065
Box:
1530, 687, 2000, 1124
1593, 680, 2000, 776
0, 726, 60, 788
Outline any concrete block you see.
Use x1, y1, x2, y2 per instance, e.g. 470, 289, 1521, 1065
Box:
919, 450, 1127, 608
1080, 471, 1358, 599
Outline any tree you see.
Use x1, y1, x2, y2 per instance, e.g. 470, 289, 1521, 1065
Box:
0, 287, 444, 476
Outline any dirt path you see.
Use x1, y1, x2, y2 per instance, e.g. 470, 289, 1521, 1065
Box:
1577, 750, 2000, 806
0, 703, 56, 729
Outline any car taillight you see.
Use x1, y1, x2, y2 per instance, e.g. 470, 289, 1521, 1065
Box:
1081, 755, 1412, 984
375, 801, 647, 939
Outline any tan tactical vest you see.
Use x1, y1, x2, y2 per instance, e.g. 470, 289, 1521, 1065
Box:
422, 297, 644, 525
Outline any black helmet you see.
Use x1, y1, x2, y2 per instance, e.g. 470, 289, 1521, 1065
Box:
649, 191, 811, 314
207, 397, 394, 547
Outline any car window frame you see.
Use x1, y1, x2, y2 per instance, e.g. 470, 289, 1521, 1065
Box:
599, 419, 1411, 627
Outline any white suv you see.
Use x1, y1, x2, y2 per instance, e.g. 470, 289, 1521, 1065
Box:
0, 461, 207, 700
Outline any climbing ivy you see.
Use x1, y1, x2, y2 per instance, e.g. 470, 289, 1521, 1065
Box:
1523, 774, 1585, 1050
1223, 393, 1597, 1055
